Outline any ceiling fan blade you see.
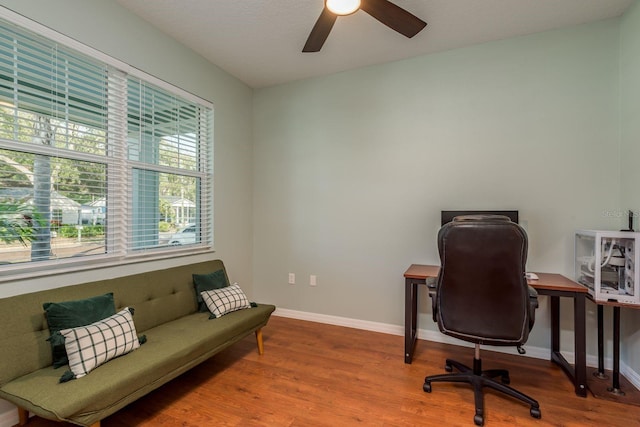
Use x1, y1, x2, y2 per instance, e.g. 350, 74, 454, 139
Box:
303, 8, 338, 52
360, 0, 426, 38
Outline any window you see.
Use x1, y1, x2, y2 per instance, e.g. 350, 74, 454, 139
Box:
127, 79, 211, 251
0, 12, 213, 278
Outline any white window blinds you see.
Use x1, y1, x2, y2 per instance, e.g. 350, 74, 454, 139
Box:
127, 79, 213, 251
0, 13, 213, 276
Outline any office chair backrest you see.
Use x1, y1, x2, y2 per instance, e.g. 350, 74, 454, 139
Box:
436, 215, 530, 346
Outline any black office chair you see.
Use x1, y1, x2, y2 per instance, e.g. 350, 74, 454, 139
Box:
423, 215, 541, 426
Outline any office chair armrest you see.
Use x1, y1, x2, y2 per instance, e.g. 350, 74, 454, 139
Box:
427, 277, 438, 322
427, 277, 437, 293
527, 285, 539, 330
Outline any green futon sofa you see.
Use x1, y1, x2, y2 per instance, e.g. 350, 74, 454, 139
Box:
0, 260, 275, 427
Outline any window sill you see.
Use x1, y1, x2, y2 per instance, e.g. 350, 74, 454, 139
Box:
0, 246, 215, 285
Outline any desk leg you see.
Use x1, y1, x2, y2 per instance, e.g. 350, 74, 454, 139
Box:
595, 305, 607, 379
549, 294, 587, 397
608, 306, 625, 395
550, 296, 560, 353
404, 279, 418, 364
573, 292, 587, 397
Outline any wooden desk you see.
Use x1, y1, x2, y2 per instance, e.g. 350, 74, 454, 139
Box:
404, 264, 589, 397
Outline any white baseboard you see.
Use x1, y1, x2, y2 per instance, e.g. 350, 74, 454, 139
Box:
273, 308, 640, 391
0, 407, 19, 427
273, 307, 406, 336
622, 360, 640, 389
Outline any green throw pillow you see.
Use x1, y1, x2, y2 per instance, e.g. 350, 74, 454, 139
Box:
43, 292, 116, 368
193, 269, 229, 312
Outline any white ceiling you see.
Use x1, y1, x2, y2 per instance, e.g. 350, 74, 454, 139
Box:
115, 0, 634, 89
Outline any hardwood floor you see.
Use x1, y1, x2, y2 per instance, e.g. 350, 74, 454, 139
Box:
21, 316, 640, 426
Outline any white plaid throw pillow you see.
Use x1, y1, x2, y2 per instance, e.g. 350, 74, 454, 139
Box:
60, 307, 140, 380
201, 283, 251, 318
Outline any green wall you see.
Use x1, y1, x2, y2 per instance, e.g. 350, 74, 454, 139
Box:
253, 20, 621, 353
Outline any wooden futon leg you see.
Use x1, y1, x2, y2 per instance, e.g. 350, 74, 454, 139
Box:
17, 407, 28, 425
255, 328, 264, 355
16, 407, 100, 427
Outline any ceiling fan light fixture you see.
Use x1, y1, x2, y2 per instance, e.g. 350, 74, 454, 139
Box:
304, 0, 426, 52
326, 0, 361, 16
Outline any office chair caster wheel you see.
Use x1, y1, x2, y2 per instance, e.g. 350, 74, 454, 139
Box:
423, 382, 432, 393
530, 407, 541, 419
474, 414, 484, 426
444, 363, 453, 372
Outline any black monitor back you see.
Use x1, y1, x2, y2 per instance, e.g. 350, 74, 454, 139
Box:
441, 210, 519, 226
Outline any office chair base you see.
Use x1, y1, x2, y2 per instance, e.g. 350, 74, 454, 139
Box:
443, 359, 511, 384
424, 357, 541, 426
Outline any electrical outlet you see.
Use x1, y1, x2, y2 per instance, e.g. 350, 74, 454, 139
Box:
288, 273, 295, 285
310, 275, 317, 286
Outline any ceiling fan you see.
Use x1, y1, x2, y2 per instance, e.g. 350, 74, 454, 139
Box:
303, 0, 427, 53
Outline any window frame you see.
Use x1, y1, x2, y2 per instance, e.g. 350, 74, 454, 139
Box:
0, 8, 215, 282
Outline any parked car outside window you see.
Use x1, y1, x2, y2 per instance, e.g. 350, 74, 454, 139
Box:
168, 224, 196, 245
